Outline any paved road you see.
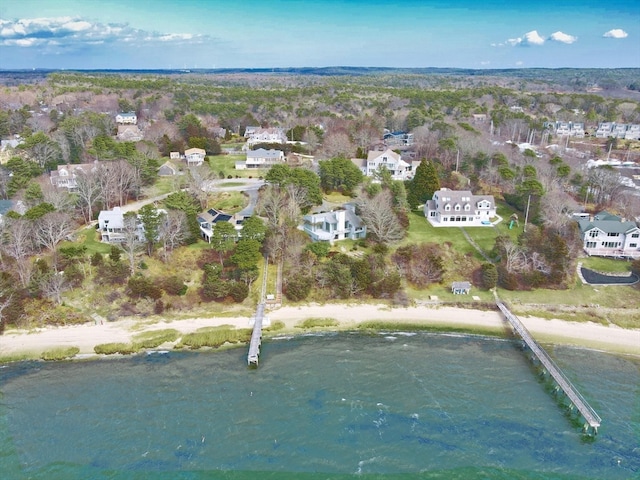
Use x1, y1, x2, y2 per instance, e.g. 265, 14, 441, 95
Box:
206, 178, 265, 217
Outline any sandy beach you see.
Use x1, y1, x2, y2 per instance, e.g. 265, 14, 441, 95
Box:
0, 303, 638, 359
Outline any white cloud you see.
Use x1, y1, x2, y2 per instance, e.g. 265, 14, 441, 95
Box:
522, 30, 545, 46
515, 61, 524, 66
503, 30, 545, 47
0, 16, 211, 49
549, 31, 577, 44
603, 29, 628, 39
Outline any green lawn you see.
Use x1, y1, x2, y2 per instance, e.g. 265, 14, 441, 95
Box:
209, 191, 247, 213
66, 226, 112, 255
208, 154, 269, 179
580, 256, 633, 273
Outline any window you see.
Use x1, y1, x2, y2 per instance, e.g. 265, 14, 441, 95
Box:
586, 242, 596, 248
445, 205, 451, 211
632, 233, 639, 238
454, 204, 461, 211
430, 211, 436, 217
603, 242, 621, 248
607, 232, 619, 237
630, 243, 637, 248
443, 217, 448, 222
588, 230, 598, 238
464, 204, 470, 211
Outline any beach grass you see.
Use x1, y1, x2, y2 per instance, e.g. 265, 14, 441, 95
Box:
266, 320, 285, 331
177, 326, 252, 349
41, 346, 80, 361
296, 317, 339, 329
94, 343, 139, 355
357, 320, 506, 337
0, 352, 39, 363
132, 329, 180, 348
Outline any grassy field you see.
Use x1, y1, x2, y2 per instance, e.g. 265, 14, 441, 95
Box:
580, 256, 634, 273
209, 190, 247, 213
208, 154, 269, 179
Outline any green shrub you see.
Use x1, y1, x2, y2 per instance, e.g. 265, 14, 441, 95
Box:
296, 317, 338, 328
94, 343, 139, 355
178, 326, 252, 349
41, 346, 80, 361
132, 329, 179, 349
266, 320, 285, 331
162, 276, 188, 296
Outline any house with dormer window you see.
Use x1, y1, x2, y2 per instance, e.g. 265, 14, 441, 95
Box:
351, 148, 413, 181
50, 162, 100, 191
424, 189, 496, 227
577, 211, 640, 258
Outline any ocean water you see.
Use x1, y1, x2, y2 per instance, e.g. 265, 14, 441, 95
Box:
0, 332, 638, 479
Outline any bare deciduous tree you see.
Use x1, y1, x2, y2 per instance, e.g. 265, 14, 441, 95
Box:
357, 189, 405, 245
121, 212, 142, 275
34, 212, 75, 269
158, 210, 187, 262
187, 165, 216, 210
40, 272, 68, 305
75, 168, 102, 224
1, 218, 34, 287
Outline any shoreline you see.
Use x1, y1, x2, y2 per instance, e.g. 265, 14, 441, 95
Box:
1, 303, 639, 362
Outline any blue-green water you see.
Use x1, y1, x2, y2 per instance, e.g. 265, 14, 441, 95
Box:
1, 332, 638, 479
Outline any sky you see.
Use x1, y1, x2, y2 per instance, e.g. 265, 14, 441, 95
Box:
0, 0, 638, 70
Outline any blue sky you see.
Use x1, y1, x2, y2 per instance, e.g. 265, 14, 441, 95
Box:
0, 0, 638, 69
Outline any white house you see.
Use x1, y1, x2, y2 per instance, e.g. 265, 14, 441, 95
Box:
351, 149, 414, 181
424, 189, 496, 227
97, 207, 145, 244
302, 203, 367, 244
115, 112, 137, 125
245, 127, 287, 146
236, 148, 285, 170
578, 212, 640, 259
50, 162, 99, 191
184, 147, 206, 166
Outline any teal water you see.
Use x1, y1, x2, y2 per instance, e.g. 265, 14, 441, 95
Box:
1, 332, 638, 479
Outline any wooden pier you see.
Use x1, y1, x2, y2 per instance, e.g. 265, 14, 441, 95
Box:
247, 303, 264, 367
497, 301, 601, 435
247, 256, 270, 367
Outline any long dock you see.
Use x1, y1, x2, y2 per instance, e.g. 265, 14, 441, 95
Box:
497, 301, 601, 434
247, 256, 270, 367
247, 303, 264, 367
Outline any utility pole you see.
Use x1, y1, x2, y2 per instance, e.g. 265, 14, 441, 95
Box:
523, 194, 531, 233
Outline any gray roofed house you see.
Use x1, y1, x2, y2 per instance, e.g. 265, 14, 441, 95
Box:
197, 208, 239, 242
424, 189, 496, 227
302, 203, 366, 244
236, 148, 285, 169
577, 211, 640, 258
451, 281, 471, 294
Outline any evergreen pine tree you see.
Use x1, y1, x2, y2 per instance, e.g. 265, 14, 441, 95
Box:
408, 160, 440, 209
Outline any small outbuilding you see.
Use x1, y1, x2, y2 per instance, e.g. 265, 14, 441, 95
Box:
451, 281, 471, 295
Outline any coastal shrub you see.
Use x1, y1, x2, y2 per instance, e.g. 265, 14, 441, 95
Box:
127, 275, 163, 300
41, 346, 80, 361
296, 317, 338, 329
630, 258, 640, 277
285, 274, 312, 301
133, 329, 179, 349
178, 326, 252, 349
90, 252, 103, 266
228, 281, 249, 303
481, 263, 498, 289
162, 276, 188, 296
94, 343, 139, 355
154, 300, 165, 314
266, 320, 285, 331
